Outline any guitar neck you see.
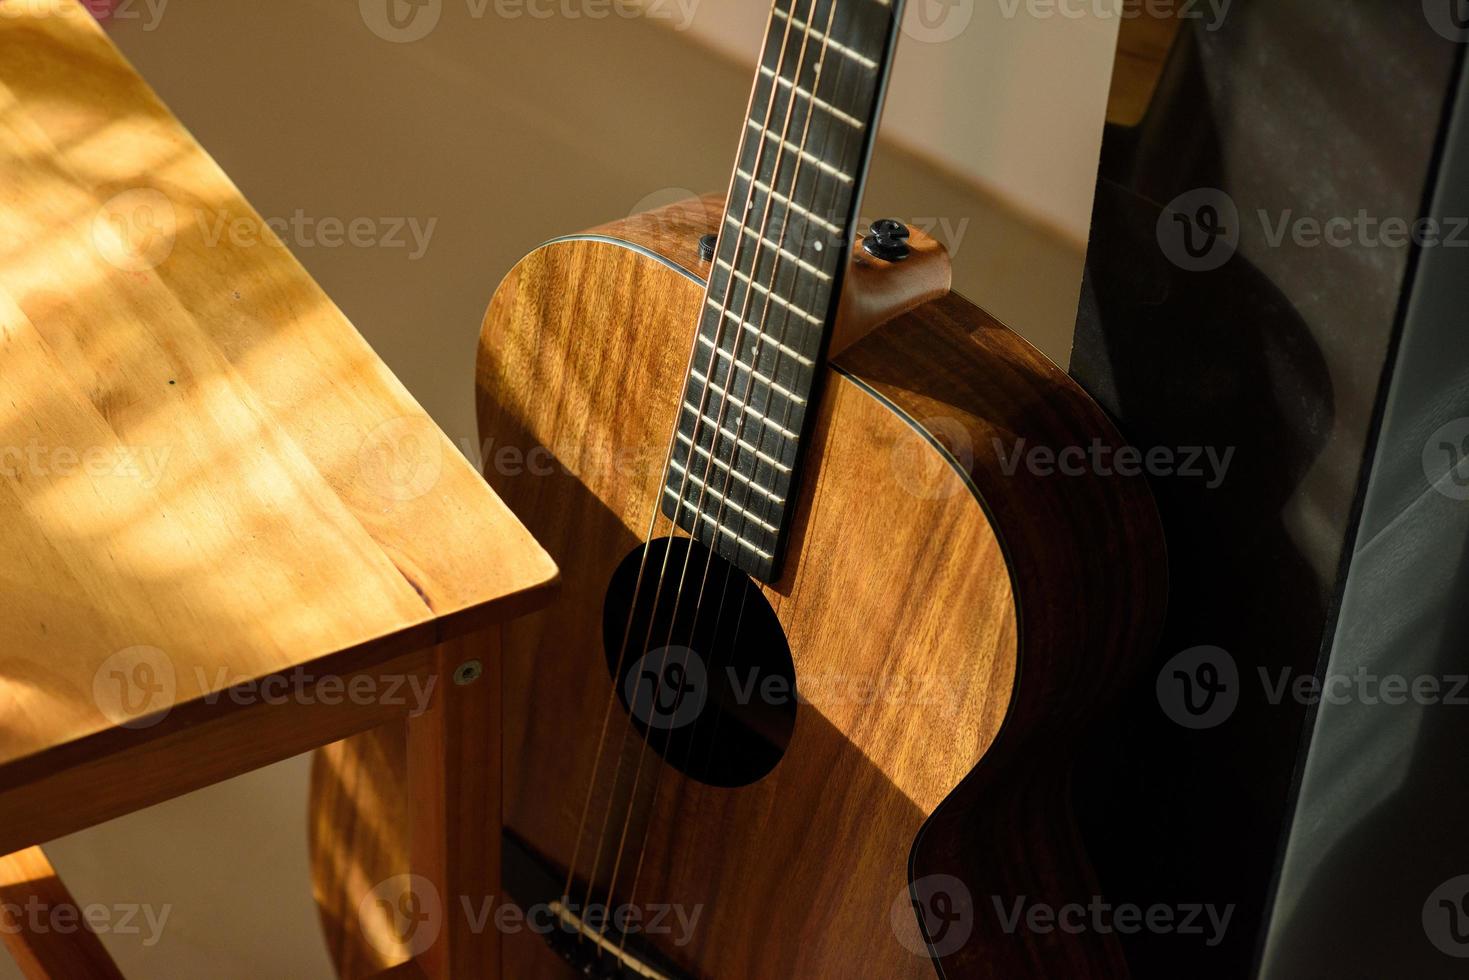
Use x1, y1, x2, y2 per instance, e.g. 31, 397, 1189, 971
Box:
664, 0, 905, 583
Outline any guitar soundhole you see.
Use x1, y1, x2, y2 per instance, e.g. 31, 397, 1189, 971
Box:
602, 536, 796, 788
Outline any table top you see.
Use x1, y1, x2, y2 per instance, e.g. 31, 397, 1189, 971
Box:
0, 0, 557, 777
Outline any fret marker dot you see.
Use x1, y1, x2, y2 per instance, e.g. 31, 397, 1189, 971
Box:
813, 241, 824, 252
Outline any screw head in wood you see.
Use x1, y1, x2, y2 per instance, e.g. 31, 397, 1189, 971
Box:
452, 659, 484, 686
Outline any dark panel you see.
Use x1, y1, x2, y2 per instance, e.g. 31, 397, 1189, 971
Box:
1068, 3, 1463, 976
1257, 47, 1469, 980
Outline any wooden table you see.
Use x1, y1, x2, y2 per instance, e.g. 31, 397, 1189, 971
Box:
0, 1, 556, 976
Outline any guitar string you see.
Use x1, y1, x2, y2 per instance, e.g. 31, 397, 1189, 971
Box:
588, 1, 825, 949
689, 0, 865, 781
651, 0, 852, 850
555, 0, 799, 918
573, 0, 815, 951
611, 0, 853, 957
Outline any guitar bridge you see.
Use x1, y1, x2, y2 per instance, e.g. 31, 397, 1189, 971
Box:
545, 900, 675, 980
503, 830, 694, 980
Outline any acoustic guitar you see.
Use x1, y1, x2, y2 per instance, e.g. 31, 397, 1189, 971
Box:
476, 0, 1166, 976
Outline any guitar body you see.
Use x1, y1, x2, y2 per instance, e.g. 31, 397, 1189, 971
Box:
307, 196, 1163, 977
468, 197, 1167, 979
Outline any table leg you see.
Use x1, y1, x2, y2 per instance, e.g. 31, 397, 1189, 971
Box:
0, 847, 125, 979
406, 631, 501, 980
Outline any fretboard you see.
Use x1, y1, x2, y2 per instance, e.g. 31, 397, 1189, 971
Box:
662, 0, 903, 582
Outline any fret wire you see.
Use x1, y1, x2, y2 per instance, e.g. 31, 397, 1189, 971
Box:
697, 0, 837, 557
668, 0, 818, 557
667, 0, 899, 575
757, 66, 866, 130
665, 463, 779, 534
675, 432, 786, 504
733, 170, 842, 237
689, 366, 804, 433
679, 401, 794, 473
714, 257, 825, 326
770, 4, 878, 69
704, 299, 816, 365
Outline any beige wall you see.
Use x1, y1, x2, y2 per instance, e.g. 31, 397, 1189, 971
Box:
634, 0, 1122, 244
